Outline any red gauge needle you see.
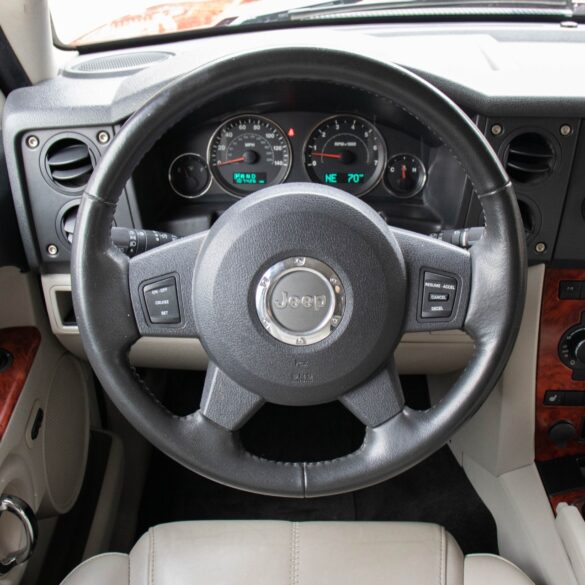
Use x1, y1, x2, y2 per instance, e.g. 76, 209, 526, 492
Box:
216, 156, 245, 167
401, 165, 407, 180
312, 152, 343, 160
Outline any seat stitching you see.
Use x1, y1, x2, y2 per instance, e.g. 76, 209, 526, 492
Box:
289, 523, 293, 585
290, 522, 300, 585
440, 527, 445, 585
150, 528, 156, 585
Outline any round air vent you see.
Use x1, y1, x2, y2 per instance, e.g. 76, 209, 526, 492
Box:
60, 204, 79, 244
45, 138, 95, 191
57, 201, 116, 247
504, 132, 555, 184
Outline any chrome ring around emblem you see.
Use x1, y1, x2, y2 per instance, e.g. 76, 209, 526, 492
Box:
255, 257, 345, 346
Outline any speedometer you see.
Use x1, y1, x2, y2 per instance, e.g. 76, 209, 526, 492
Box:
304, 115, 386, 196
208, 115, 291, 196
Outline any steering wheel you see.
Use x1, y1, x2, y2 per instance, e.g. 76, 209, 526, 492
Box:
72, 48, 526, 497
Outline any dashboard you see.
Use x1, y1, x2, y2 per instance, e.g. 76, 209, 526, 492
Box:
6, 23, 585, 275
1, 24, 583, 277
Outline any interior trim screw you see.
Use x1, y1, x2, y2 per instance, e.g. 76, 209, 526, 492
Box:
535, 242, 547, 254
47, 244, 58, 256
97, 130, 110, 144
490, 124, 503, 137
26, 135, 39, 149
560, 124, 573, 137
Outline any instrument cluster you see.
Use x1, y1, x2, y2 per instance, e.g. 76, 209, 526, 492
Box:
165, 112, 428, 201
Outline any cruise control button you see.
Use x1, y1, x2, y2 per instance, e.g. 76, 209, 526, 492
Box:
429, 293, 449, 302
143, 277, 181, 324
421, 272, 457, 319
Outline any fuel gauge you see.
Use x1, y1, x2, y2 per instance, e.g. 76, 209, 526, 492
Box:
386, 154, 426, 199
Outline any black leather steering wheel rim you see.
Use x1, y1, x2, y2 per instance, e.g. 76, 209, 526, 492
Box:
72, 47, 527, 497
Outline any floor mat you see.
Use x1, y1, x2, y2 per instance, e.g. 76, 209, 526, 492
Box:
137, 375, 498, 555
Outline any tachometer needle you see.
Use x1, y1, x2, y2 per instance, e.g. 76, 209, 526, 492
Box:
216, 156, 245, 167
312, 152, 343, 159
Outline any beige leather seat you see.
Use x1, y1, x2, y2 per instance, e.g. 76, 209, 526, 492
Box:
61, 521, 534, 585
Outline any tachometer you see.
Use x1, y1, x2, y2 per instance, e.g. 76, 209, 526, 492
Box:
304, 116, 386, 196
208, 115, 291, 196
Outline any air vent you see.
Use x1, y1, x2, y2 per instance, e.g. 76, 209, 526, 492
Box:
60, 204, 79, 244
64, 51, 172, 78
45, 139, 94, 191
504, 132, 555, 184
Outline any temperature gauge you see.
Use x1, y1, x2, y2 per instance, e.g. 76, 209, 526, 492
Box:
386, 154, 426, 199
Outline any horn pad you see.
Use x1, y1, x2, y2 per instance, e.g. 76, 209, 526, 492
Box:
193, 183, 407, 406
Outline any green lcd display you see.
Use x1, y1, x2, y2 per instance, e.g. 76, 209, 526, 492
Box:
323, 172, 366, 185
232, 172, 267, 185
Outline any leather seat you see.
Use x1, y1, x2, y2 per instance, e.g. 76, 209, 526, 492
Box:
60, 521, 534, 585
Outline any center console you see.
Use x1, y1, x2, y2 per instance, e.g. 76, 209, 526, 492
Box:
536, 268, 585, 513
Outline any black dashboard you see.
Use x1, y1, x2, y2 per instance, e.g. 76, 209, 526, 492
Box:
4, 23, 585, 274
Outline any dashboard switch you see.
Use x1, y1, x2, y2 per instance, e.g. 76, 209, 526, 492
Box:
544, 390, 565, 406
560, 281, 582, 299
421, 272, 457, 319
143, 277, 180, 324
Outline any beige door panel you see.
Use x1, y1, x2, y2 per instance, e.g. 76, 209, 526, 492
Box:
0, 267, 91, 583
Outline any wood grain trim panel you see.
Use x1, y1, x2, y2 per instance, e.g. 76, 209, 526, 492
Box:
0, 327, 41, 439
537, 269, 585, 461
550, 489, 585, 515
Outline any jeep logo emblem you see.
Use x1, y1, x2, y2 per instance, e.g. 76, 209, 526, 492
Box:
255, 257, 345, 346
273, 291, 327, 311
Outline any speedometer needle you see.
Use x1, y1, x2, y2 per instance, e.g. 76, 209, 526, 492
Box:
216, 156, 245, 167
312, 152, 343, 159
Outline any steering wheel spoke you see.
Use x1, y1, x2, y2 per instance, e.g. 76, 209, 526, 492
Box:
340, 361, 404, 427
127, 231, 207, 338
394, 228, 472, 333
200, 363, 265, 431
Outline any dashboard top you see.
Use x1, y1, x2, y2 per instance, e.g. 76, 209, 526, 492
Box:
3, 21, 585, 273
6, 22, 585, 134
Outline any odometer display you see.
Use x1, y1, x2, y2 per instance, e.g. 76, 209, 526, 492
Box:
304, 116, 386, 196
209, 115, 291, 196
233, 172, 267, 185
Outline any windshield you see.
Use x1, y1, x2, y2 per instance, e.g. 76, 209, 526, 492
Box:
50, 0, 575, 47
